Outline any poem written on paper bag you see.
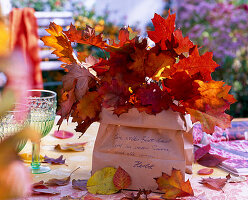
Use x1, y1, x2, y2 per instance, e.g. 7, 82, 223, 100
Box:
113, 131, 172, 169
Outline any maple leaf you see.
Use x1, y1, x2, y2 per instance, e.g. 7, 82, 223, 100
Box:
197, 168, 214, 175
113, 166, 132, 190
64, 24, 107, 49
194, 144, 211, 161
44, 155, 65, 165
54, 142, 87, 152
173, 29, 194, 55
41, 22, 77, 64
53, 130, 74, 139
99, 79, 130, 110
87, 167, 119, 195
164, 71, 200, 101
76, 91, 102, 120
154, 169, 194, 199
148, 11, 176, 50
174, 46, 219, 81
72, 179, 87, 191
62, 64, 96, 100
186, 107, 232, 134
197, 153, 228, 167
200, 177, 227, 191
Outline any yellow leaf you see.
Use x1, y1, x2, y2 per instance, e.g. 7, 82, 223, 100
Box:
19, 153, 44, 163
87, 167, 118, 195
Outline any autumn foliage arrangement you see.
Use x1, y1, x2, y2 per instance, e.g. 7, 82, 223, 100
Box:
41, 11, 236, 136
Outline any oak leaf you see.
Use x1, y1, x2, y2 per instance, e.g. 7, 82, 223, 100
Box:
87, 167, 119, 195
148, 11, 176, 50
200, 177, 227, 191
113, 166, 132, 190
154, 169, 194, 199
41, 22, 77, 64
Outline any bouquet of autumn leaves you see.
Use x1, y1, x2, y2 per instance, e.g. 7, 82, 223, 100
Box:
42, 11, 236, 136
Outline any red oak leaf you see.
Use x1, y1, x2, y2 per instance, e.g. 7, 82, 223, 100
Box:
148, 11, 176, 50
113, 167, 132, 190
197, 153, 228, 167
194, 144, 211, 161
197, 168, 214, 175
200, 177, 227, 191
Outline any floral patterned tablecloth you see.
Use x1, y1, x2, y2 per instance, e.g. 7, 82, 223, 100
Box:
20, 118, 248, 200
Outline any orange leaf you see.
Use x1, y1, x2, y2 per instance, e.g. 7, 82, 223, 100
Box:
113, 166, 131, 190
155, 169, 194, 199
76, 91, 102, 120
41, 22, 77, 64
148, 11, 176, 50
64, 24, 107, 49
173, 30, 194, 55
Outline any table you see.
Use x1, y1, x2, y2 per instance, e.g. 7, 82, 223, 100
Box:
20, 118, 248, 200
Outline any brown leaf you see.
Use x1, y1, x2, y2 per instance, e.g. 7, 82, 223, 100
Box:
197, 153, 228, 167
200, 177, 227, 191
55, 143, 87, 152
44, 155, 65, 165
113, 166, 132, 190
72, 179, 87, 191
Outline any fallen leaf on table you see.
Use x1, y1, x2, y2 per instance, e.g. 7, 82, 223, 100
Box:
197, 168, 214, 175
32, 181, 60, 195
19, 153, 44, 163
61, 196, 82, 200
113, 166, 131, 190
194, 144, 211, 161
45, 167, 80, 186
54, 130, 74, 139
72, 179, 87, 190
154, 168, 194, 199
197, 153, 228, 167
226, 174, 247, 183
121, 189, 152, 200
44, 155, 66, 165
200, 177, 227, 191
55, 142, 87, 152
87, 167, 119, 195
84, 195, 104, 200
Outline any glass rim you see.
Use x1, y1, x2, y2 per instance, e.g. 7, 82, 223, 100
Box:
27, 89, 57, 99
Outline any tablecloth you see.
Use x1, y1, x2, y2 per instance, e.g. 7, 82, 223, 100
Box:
20, 118, 248, 200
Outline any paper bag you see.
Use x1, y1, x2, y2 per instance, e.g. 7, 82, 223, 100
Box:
92, 108, 193, 190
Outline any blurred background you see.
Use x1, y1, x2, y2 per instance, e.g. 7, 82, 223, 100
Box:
1, 0, 248, 118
